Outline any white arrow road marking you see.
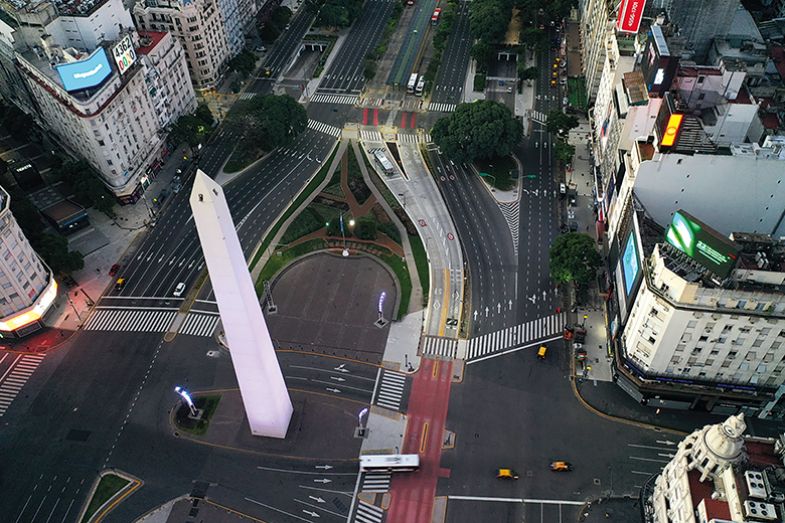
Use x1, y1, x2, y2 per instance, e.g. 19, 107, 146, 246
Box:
497, 303, 501, 313
334, 364, 349, 373
330, 376, 345, 382
485, 307, 489, 317
473, 310, 478, 320
313, 478, 332, 484
314, 465, 333, 470
325, 388, 341, 393
302, 510, 320, 517
508, 300, 513, 310
309, 496, 326, 503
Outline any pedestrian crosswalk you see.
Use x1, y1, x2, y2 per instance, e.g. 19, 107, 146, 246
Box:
530, 110, 548, 124
373, 369, 407, 411
360, 129, 383, 142
498, 201, 520, 250
0, 354, 44, 417
397, 133, 418, 144
84, 307, 177, 332
421, 335, 459, 358
423, 132, 432, 143
428, 102, 457, 113
352, 500, 384, 523
178, 312, 220, 337
237, 92, 257, 100
83, 308, 220, 337
311, 93, 359, 105
307, 119, 342, 138
359, 472, 391, 493
466, 313, 566, 360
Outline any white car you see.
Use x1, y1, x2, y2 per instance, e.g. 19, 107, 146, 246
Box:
559, 183, 567, 194
173, 282, 186, 297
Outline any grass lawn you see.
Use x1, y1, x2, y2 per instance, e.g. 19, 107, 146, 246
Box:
174, 395, 221, 436
224, 144, 266, 174
473, 73, 486, 92
568, 77, 587, 111
81, 474, 130, 523
409, 233, 429, 304
377, 250, 411, 319
280, 208, 323, 244
249, 145, 339, 271
346, 148, 371, 204
474, 155, 517, 191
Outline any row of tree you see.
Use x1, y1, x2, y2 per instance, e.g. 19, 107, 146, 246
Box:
546, 110, 579, 164
225, 94, 308, 151
260, 6, 293, 42
168, 104, 215, 149
314, 0, 363, 29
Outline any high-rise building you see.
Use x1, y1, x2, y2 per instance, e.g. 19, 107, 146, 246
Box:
133, 0, 258, 90
579, 0, 614, 104
661, 0, 740, 61
0, 186, 57, 338
644, 414, 785, 522
0, 0, 196, 203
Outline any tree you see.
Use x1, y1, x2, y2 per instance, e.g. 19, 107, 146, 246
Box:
195, 104, 214, 128
470, 41, 494, 72
431, 100, 523, 163
363, 59, 377, 80
549, 233, 601, 286
518, 65, 538, 81
35, 233, 84, 274
546, 110, 579, 137
355, 218, 377, 240
519, 27, 547, 51
469, 0, 512, 43
228, 50, 257, 78
168, 114, 203, 147
59, 161, 115, 216
554, 140, 575, 164
226, 94, 308, 151
270, 6, 292, 27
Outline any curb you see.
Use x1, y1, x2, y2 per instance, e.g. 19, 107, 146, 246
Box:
78, 469, 143, 523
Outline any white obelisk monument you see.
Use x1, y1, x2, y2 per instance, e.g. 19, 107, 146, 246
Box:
189, 170, 293, 438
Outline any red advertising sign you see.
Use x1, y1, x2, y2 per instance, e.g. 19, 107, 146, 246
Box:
616, 0, 647, 34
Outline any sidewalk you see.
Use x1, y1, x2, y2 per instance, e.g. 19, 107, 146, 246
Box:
43, 144, 190, 332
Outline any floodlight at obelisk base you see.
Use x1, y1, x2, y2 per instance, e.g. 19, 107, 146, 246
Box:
189, 170, 293, 438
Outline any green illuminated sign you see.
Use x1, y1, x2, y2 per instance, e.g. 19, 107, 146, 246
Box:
664, 210, 739, 278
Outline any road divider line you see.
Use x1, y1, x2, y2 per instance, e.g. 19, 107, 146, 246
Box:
438, 268, 450, 336
420, 422, 429, 454
447, 495, 586, 505
466, 335, 563, 365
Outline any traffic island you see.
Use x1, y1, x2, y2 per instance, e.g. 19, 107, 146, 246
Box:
78, 470, 141, 523
173, 395, 221, 436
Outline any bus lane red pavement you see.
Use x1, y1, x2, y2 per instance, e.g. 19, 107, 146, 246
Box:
387, 358, 453, 522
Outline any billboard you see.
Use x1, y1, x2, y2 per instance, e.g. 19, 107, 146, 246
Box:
660, 114, 683, 147
621, 231, 640, 296
55, 48, 111, 92
665, 210, 739, 278
616, 0, 647, 34
112, 35, 137, 75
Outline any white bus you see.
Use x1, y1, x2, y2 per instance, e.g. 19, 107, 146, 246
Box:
374, 149, 395, 174
415, 76, 425, 96
360, 454, 420, 472
407, 73, 418, 94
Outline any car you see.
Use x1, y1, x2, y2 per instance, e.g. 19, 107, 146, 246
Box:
575, 348, 588, 361
559, 183, 566, 195
569, 221, 579, 232
109, 264, 121, 277
506, 86, 513, 93
115, 278, 126, 291
554, 57, 561, 63
173, 282, 186, 297
496, 468, 519, 480
285, 23, 291, 30
537, 345, 547, 359
550, 79, 557, 87
550, 461, 573, 472
569, 195, 577, 206
552, 71, 558, 78
552, 63, 558, 69
254, 45, 267, 53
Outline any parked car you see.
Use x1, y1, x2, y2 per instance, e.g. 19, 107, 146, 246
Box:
559, 183, 567, 195
109, 264, 121, 277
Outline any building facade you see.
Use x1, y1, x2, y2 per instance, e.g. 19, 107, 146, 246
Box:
662, 0, 740, 61
0, 0, 195, 203
0, 186, 57, 338
133, 0, 257, 89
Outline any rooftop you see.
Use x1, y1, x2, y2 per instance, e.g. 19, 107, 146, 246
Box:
136, 31, 165, 55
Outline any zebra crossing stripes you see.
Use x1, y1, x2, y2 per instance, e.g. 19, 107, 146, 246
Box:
467, 313, 566, 360
237, 92, 256, 100
373, 369, 406, 411
179, 313, 220, 337
421, 336, 458, 358
0, 354, 44, 417
84, 308, 177, 333
311, 93, 359, 105
360, 130, 383, 142
360, 472, 391, 493
307, 119, 342, 138
353, 500, 384, 523
530, 110, 548, 124
397, 133, 418, 144
428, 102, 456, 113
498, 201, 520, 250
423, 132, 432, 143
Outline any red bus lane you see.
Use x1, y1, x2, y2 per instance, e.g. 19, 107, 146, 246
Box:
388, 358, 453, 522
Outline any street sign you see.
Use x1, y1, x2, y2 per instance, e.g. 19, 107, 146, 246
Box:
525, 174, 538, 179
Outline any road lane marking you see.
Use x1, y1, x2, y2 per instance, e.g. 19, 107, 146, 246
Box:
438, 268, 450, 336
448, 496, 586, 505
420, 422, 429, 453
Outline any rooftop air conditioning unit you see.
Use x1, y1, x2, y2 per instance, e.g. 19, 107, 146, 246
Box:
745, 471, 768, 499
743, 500, 777, 521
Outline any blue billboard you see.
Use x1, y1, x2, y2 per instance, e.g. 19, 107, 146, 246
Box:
55, 49, 112, 92
621, 231, 640, 296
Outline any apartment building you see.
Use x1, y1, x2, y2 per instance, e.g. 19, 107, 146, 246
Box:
661, 0, 740, 62
0, 186, 56, 338
645, 414, 785, 522
133, 0, 257, 89
0, 0, 196, 203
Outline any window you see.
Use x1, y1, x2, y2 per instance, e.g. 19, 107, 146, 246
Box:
699, 335, 708, 342
710, 350, 720, 356
728, 351, 738, 360
687, 320, 698, 329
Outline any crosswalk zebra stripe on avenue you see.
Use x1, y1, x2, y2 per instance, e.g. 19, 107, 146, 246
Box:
179, 313, 220, 337
0, 354, 44, 416
373, 369, 406, 411
421, 336, 458, 358
311, 93, 359, 105
84, 308, 177, 332
352, 500, 384, 523
530, 110, 548, 123
237, 92, 256, 100
359, 472, 391, 493
428, 102, 456, 113
397, 133, 418, 144
306, 119, 342, 138
360, 130, 383, 142
467, 313, 566, 360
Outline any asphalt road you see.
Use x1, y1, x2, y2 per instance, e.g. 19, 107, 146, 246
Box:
386, 0, 437, 86
317, 0, 397, 93
514, 40, 564, 323
427, 150, 516, 335
429, 0, 472, 106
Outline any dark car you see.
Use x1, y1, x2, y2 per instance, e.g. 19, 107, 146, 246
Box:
569, 221, 579, 232
109, 264, 121, 277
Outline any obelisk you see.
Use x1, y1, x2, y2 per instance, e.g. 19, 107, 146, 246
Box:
189, 170, 293, 438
